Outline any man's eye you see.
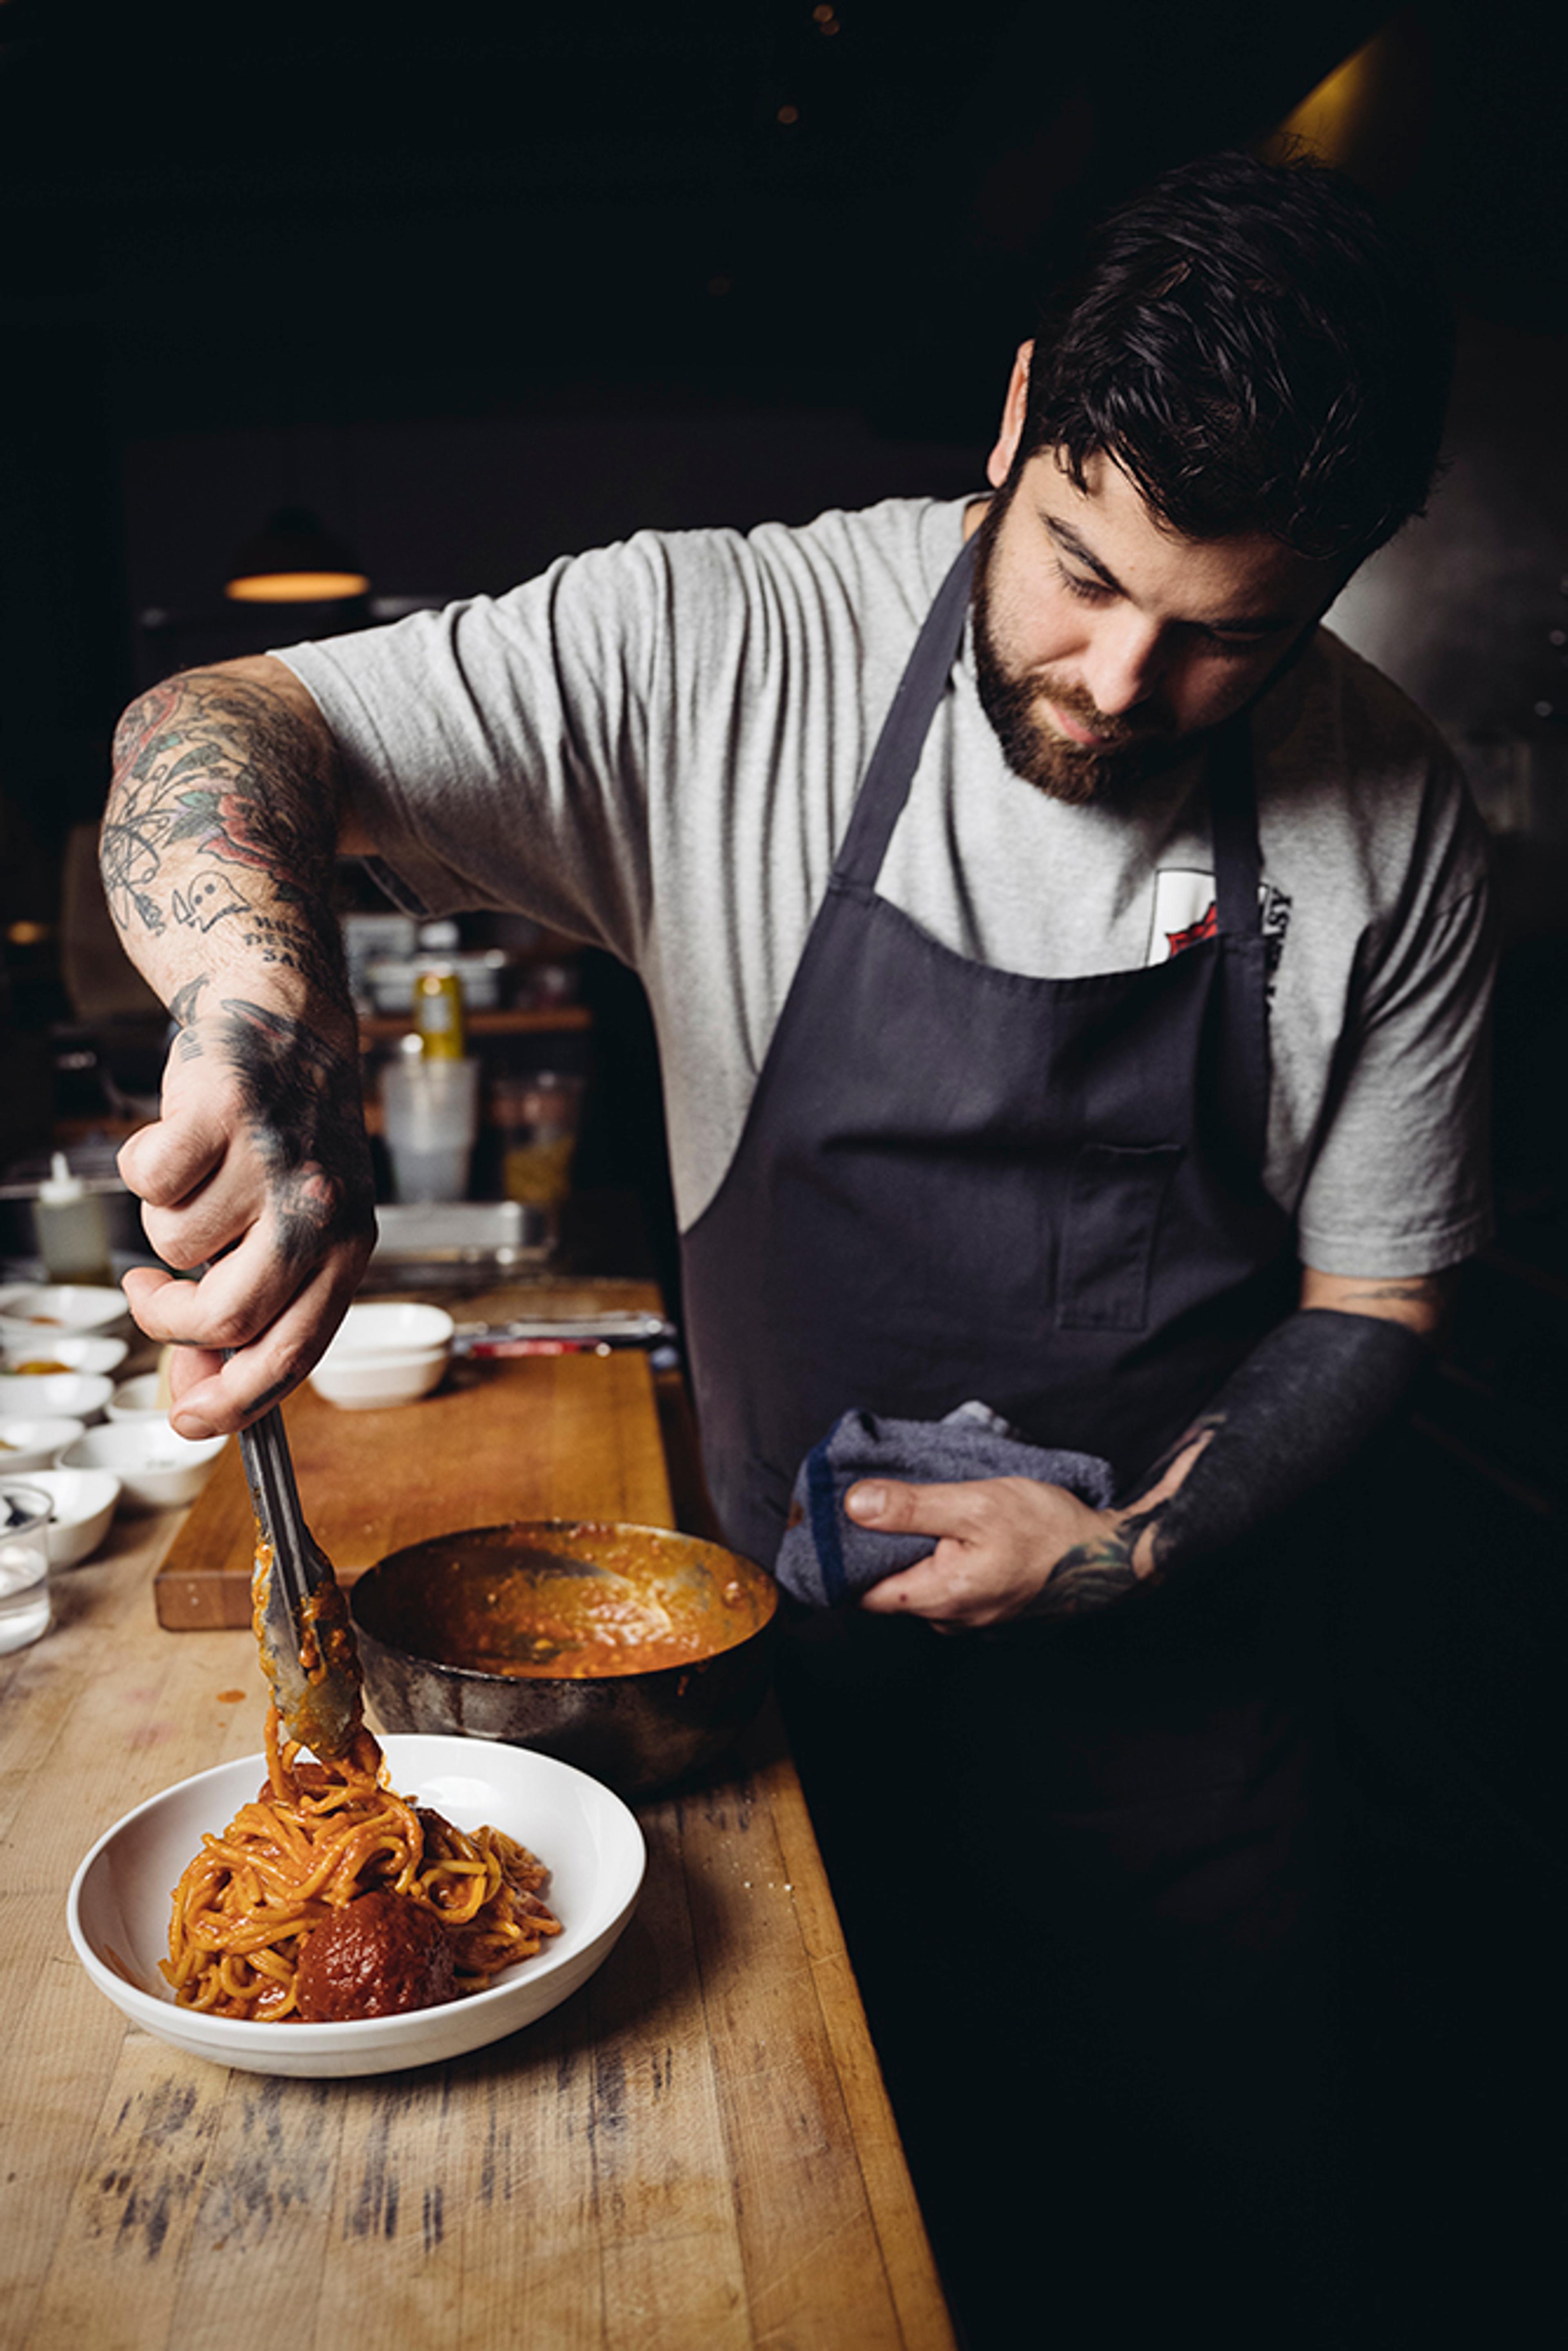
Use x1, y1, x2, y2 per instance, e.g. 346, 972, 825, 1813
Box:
1058, 565, 1112, 604
1200, 630, 1268, 660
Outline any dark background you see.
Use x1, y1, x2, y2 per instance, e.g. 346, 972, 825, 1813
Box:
2, 3, 1566, 2338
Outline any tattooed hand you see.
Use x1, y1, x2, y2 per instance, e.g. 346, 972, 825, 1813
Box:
102, 657, 377, 1433
846, 1472, 1167, 1629
844, 1262, 1449, 1629
117, 994, 376, 1435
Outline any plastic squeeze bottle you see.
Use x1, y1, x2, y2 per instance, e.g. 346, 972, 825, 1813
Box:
31, 1153, 115, 1286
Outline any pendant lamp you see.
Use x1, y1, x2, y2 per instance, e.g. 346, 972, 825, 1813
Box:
224, 506, 370, 603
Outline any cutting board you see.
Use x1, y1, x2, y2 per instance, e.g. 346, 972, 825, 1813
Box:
153, 1348, 675, 1629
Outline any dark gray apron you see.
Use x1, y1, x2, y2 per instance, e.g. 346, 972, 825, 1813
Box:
678, 532, 1336, 2340
681, 533, 1296, 1568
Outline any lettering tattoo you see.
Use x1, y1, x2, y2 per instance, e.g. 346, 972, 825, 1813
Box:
102, 671, 346, 1003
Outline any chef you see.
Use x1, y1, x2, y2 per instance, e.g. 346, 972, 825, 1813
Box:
102, 152, 1492, 2340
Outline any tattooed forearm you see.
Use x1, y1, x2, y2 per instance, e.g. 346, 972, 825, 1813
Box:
102, 668, 349, 1009
1090, 1307, 1430, 1597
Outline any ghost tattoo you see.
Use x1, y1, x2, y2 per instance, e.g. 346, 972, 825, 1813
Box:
172, 869, 249, 931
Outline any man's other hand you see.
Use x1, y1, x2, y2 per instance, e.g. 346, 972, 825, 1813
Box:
847, 1474, 1146, 1628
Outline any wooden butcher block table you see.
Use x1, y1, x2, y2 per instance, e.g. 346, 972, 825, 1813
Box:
0, 1343, 956, 2351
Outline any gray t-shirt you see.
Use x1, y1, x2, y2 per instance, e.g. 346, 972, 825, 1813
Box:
278, 495, 1495, 1277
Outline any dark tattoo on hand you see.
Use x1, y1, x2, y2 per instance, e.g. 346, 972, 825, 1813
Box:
1029, 1415, 1225, 1615
214, 996, 374, 1272
1029, 1534, 1143, 1616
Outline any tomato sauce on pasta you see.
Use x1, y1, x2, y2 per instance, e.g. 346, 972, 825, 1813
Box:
162, 1707, 561, 2021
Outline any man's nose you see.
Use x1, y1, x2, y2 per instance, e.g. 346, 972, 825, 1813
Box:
1082, 613, 1166, 717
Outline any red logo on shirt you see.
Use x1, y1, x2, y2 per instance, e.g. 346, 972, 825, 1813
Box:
1165, 900, 1218, 957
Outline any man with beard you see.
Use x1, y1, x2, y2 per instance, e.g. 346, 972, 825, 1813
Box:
102, 153, 1490, 2340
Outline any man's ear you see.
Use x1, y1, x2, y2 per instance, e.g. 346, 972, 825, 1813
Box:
985, 340, 1034, 489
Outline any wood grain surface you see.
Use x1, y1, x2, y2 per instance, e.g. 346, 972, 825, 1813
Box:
154, 1349, 678, 1628
0, 1349, 956, 2351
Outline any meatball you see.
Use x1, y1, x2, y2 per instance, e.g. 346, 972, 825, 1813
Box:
295, 1890, 458, 2021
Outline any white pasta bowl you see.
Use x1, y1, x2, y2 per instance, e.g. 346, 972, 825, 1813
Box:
67, 1734, 646, 2078
0, 1284, 132, 1343
0, 1333, 128, 1379
308, 1301, 454, 1410
0, 1417, 86, 1475
23, 1466, 121, 1566
0, 1370, 114, 1423
62, 1422, 227, 1511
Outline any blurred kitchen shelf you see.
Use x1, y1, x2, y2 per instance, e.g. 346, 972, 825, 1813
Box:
358, 1007, 591, 1043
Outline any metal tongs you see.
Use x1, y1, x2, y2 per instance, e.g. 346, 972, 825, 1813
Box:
239, 1405, 363, 1761
452, 1309, 677, 1358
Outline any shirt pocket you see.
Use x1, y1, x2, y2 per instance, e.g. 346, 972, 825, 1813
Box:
1056, 1141, 1184, 1333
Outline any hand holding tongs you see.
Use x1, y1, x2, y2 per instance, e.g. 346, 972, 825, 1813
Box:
238, 1404, 364, 1761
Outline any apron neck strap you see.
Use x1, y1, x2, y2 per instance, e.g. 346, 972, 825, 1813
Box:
1208, 714, 1263, 935
834, 534, 977, 889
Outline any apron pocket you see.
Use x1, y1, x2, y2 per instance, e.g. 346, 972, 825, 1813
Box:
1057, 1141, 1183, 1332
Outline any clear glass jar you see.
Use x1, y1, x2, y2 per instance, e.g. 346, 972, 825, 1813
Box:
0, 1480, 53, 1653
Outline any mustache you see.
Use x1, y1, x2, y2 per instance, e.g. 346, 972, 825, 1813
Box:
1024, 671, 1165, 751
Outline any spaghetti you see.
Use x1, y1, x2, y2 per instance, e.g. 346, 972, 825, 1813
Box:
162, 1707, 561, 2021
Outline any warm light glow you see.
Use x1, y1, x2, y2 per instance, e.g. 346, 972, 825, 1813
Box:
225, 569, 370, 604
1274, 37, 1377, 165
777, 102, 799, 124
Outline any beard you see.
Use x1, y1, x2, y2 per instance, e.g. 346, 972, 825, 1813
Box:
970, 490, 1183, 806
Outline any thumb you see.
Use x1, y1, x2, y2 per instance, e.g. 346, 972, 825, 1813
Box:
844, 1479, 970, 1535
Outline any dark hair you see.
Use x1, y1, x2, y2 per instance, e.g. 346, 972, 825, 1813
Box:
1018, 151, 1453, 565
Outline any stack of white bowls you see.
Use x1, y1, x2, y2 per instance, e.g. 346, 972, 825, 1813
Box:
308, 1303, 455, 1410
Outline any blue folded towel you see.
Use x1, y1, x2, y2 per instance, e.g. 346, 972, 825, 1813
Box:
775, 1401, 1117, 1607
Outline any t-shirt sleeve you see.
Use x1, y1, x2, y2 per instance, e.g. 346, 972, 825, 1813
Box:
272, 539, 673, 965
1293, 749, 1497, 1277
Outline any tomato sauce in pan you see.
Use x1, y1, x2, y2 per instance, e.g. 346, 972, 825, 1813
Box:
363, 1524, 775, 1681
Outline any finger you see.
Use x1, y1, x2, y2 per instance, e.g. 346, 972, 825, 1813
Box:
122, 1222, 320, 1353
167, 1254, 363, 1437
858, 1536, 1025, 1629
844, 1478, 986, 1538
138, 1153, 269, 1273
118, 1104, 234, 1211
858, 1554, 940, 1615
122, 1264, 202, 1344
167, 1344, 226, 1406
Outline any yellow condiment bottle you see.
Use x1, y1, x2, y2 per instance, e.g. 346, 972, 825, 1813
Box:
413, 967, 466, 1060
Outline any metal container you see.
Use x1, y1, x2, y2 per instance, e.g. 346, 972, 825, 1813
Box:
350, 1520, 778, 1797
